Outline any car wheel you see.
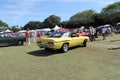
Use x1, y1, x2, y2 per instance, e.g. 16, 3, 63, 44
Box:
17, 40, 23, 46
83, 39, 87, 47
61, 43, 68, 53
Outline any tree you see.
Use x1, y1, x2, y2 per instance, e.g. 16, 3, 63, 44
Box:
60, 21, 69, 28
101, 1, 120, 26
0, 20, 8, 27
11, 26, 20, 32
70, 10, 96, 28
24, 21, 43, 30
43, 15, 61, 28
101, 2, 120, 14
0, 20, 9, 31
92, 13, 106, 26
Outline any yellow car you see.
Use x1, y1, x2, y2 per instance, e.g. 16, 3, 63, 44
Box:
37, 31, 89, 52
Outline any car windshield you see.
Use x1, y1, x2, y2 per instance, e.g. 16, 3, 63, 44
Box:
48, 32, 65, 38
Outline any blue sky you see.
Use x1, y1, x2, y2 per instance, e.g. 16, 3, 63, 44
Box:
0, 0, 119, 27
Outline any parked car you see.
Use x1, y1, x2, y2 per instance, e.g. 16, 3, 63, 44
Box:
115, 22, 120, 33
73, 28, 90, 36
37, 31, 89, 53
0, 33, 26, 47
77, 32, 89, 36
96, 24, 114, 35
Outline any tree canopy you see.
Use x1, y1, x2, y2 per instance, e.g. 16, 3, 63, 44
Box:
101, 1, 120, 26
70, 10, 96, 27
0, 20, 8, 27
101, 1, 120, 14
24, 21, 43, 30
43, 15, 61, 28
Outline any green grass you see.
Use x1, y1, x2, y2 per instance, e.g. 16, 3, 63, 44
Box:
0, 34, 120, 80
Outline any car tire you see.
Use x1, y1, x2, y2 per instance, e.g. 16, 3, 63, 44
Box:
61, 43, 68, 53
17, 40, 23, 46
83, 39, 87, 47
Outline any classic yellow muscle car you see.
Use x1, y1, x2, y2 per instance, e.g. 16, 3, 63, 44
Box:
37, 31, 89, 52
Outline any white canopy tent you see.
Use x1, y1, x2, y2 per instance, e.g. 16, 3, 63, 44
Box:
43, 28, 51, 31
5, 29, 12, 32
52, 25, 60, 30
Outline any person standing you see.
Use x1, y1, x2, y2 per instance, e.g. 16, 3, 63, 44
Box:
102, 26, 107, 40
31, 30, 37, 43
25, 28, 31, 45
89, 26, 96, 41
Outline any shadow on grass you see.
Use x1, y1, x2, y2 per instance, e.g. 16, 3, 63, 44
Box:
108, 47, 120, 50
27, 46, 85, 57
110, 40, 120, 42
27, 49, 63, 57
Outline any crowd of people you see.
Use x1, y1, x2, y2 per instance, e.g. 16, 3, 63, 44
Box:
24, 28, 42, 46
74, 25, 114, 42
89, 25, 113, 41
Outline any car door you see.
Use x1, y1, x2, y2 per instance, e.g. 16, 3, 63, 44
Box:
73, 36, 82, 46
0, 36, 11, 46
0, 36, 6, 46
0, 35, 15, 46
68, 35, 80, 47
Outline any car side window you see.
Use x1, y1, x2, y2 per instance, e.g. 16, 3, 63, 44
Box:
62, 32, 69, 37
71, 33, 76, 37
71, 33, 79, 37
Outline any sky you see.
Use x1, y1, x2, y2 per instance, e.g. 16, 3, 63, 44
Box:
0, 0, 119, 27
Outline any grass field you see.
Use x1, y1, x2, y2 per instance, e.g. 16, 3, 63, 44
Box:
0, 34, 120, 80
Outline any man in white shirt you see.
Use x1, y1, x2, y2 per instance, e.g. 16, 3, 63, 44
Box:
102, 26, 107, 40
